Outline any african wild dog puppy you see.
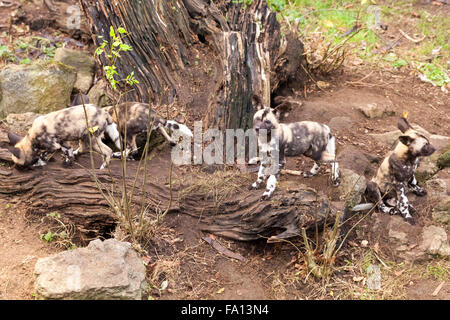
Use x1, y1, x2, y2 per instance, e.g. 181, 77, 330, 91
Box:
104, 102, 193, 158
8, 104, 121, 169
250, 95, 340, 200
365, 116, 435, 225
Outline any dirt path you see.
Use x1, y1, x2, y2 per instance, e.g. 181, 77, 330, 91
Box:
0, 200, 59, 299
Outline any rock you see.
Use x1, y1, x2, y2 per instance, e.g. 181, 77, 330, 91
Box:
358, 103, 387, 119
426, 169, 450, 229
34, 239, 147, 300
384, 215, 425, 261
0, 61, 76, 116
328, 116, 353, 131
337, 146, 372, 176
87, 79, 113, 108
54, 48, 95, 93
5, 112, 40, 135
338, 168, 367, 207
420, 226, 450, 257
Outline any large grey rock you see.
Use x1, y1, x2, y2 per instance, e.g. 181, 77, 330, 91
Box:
357, 103, 390, 119
34, 239, 147, 300
54, 48, 95, 93
5, 112, 40, 135
337, 145, 372, 176
87, 79, 113, 108
426, 169, 450, 229
420, 225, 450, 257
338, 168, 367, 207
0, 61, 76, 116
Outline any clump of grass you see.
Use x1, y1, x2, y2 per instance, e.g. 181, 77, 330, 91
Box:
179, 168, 246, 211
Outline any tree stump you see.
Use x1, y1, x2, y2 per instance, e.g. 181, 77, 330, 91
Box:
79, 0, 304, 130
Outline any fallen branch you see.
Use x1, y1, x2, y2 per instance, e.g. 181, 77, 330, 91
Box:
399, 29, 426, 43
281, 169, 303, 176
202, 235, 246, 262
432, 281, 445, 297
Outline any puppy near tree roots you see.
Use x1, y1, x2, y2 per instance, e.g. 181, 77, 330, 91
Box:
250, 95, 340, 200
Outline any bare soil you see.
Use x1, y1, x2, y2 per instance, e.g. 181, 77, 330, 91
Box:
0, 0, 449, 300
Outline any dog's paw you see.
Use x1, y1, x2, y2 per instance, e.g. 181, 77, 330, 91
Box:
388, 207, 398, 215
260, 194, 270, 201
248, 157, 260, 165
332, 177, 341, 187
249, 183, 261, 190
112, 151, 122, 158
303, 172, 314, 178
62, 158, 74, 167
413, 188, 427, 197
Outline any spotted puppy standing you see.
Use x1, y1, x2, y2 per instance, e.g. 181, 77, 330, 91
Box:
104, 102, 193, 158
8, 104, 121, 169
364, 116, 435, 225
250, 95, 340, 200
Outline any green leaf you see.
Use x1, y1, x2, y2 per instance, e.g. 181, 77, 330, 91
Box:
109, 26, 116, 38
120, 44, 132, 51
43, 231, 53, 243
117, 27, 127, 34
392, 59, 408, 68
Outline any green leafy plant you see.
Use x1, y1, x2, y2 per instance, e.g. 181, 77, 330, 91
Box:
87, 26, 174, 244
417, 63, 449, 88
0, 45, 15, 62
95, 26, 139, 90
233, 0, 253, 10
39, 211, 74, 248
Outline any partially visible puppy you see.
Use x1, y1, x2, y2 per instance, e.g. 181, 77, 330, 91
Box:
250, 95, 340, 200
8, 104, 121, 169
104, 102, 193, 158
365, 116, 435, 224
70, 93, 90, 107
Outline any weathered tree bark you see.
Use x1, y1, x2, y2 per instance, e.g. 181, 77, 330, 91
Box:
0, 143, 342, 244
79, 0, 303, 131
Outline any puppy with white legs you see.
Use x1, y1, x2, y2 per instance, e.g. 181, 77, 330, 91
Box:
104, 102, 193, 159
250, 95, 340, 200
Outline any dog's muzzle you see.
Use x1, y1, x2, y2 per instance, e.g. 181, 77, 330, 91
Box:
421, 144, 436, 157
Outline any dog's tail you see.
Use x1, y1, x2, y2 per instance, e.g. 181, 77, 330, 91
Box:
106, 122, 121, 150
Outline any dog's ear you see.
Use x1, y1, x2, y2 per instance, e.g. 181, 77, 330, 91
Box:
8, 146, 22, 159
272, 106, 281, 119
252, 95, 265, 111
398, 117, 411, 133
399, 135, 414, 146
7, 132, 23, 146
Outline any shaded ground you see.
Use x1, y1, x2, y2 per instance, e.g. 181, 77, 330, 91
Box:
0, 0, 449, 300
